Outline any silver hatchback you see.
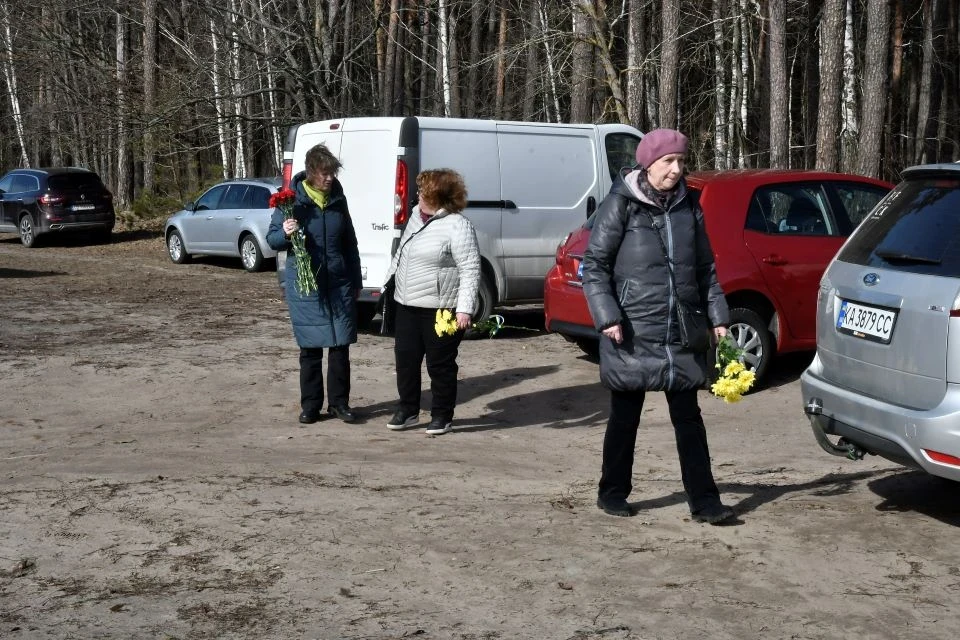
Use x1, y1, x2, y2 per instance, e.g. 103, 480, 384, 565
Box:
801, 163, 960, 481
165, 177, 281, 272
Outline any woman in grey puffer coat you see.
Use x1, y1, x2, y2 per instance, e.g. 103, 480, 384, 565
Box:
383, 169, 480, 436
582, 129, 736, 525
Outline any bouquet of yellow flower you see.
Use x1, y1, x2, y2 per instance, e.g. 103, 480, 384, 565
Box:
270, 188, 317, 295
434, 309, 531, 338
710, 335, 756, 402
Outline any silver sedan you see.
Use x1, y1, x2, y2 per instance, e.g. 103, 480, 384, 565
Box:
164, 177, 281, 272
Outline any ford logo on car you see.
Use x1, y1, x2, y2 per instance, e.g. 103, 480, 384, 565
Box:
863, 273, 879, 286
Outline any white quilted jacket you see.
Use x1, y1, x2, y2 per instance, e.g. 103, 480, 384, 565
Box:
386, 208, 481, 315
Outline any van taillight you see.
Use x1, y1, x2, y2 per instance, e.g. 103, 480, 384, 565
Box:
394, 159, 409, 227
39, 194, 63, 206
282, 160, 293, 190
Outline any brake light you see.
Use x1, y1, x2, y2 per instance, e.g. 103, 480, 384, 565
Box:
282, 159, 293, 190
39, 194, 64, 206
924, 449, 960, 467
394, 159, 409, 227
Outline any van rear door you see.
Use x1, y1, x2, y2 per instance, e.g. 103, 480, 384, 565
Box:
336, 119, 404, 293
496, 124, 602, 301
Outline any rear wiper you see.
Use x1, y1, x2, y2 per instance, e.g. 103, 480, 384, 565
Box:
874, 249, 942, 265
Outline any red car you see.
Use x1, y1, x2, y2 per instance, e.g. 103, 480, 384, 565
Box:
544, 169, 893, 383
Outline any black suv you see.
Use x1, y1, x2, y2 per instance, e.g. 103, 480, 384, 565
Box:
0, 168, 115, 247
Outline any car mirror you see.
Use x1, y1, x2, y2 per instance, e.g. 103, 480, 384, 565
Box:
185, 201, 196, 212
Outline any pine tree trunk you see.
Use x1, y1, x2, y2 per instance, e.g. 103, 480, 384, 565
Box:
855, 0, 889, 178
816, 0, 844, 171
768, 0, 788, 168
626, 0, 645, 127
495, 5, 507, 118
570, 2, 593, 123
658, 0, 679, 129
522, 0, 539, 120
382, 0, 400, 116
143, 0, 157, 193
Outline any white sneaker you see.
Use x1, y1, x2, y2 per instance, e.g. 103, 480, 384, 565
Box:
424, 418, 453, 435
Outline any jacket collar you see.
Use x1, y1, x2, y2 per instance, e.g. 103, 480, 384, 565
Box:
291, 171, 345, 207
613, 167, 689, 212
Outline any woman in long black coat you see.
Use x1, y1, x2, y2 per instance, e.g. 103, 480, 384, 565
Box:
267, 143, 362, 425
582, 129, 736, 525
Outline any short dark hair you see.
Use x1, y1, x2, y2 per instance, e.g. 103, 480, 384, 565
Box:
417, 169, 468, 213
304, 143, 342, 175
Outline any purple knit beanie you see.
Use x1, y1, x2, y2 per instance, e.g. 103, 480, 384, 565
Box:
635, 129, 688, 168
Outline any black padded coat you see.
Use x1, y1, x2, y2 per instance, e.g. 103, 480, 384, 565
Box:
582, 173, 729, 391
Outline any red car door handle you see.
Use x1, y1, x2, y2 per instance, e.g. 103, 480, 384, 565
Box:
762, 255, 787, 266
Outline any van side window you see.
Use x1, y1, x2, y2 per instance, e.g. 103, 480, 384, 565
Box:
499, 132, 596, 208
0, 174, 14, 192
604, 133, 641, 181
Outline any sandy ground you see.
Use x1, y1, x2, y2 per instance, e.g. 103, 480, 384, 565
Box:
1, 230, 959, 640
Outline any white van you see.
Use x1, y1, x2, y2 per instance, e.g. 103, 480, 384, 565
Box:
279, 116, 642, 326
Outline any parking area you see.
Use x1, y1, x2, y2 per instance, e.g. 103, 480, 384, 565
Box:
1, 232, 958, 639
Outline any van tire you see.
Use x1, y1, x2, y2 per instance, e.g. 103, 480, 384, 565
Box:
728, 306, 774, 386
465, 274, 496, 340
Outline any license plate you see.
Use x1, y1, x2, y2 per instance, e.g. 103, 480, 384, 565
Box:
71, 204, 95, 211
836, 299, 897, 343
576, 260, 583, 280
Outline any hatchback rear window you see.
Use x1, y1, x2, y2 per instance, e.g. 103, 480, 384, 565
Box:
837, 176, 960, 277
48, 173, 105, 190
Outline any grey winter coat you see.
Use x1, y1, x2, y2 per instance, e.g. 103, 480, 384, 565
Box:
582, 171, 729, 391
266, 173, 362, 348
385, 207, 481, 314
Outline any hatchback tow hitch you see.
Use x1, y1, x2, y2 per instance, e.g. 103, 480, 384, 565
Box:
804, 397, 867, 461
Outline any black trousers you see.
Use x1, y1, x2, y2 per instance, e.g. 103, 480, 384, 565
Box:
394, 303, 463, 421
598, 389, 721, 513
299, 345, 350, 414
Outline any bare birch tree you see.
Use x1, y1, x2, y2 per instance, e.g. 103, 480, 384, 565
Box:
0, 3, 29, 167
115, 4, 131, 210
840, 0, 859, 171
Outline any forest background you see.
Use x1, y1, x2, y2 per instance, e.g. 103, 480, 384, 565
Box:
0, 0, 956, 218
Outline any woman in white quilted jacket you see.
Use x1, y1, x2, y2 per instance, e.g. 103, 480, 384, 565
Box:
383, 169, 481, 435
